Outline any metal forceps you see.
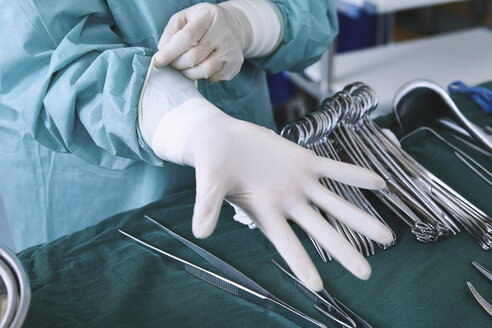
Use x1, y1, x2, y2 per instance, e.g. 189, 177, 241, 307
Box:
119, 215, 327, 328
272, 259, 372, 328
467, 261, 492, 317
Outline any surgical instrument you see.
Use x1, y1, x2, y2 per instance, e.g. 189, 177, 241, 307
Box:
272, 259, 355, 327
143, 215, 353, 326
120, 216, 327, 328
393, 79, 492, 153
281, 82, 492, 249
281, 100, 396, 258
0, 260, 17, 328
272, 258, 373, 328
0, 280, 6, 322
0, 244, 30, 328
454, 152, 492, 187
472, 261, 492, 282
435, 118, 492, 157
467, 261, 492, 317
400, 126, 492, 186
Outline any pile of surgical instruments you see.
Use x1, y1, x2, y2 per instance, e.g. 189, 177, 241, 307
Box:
281, 82, 492, 251
120, 215, 373, 328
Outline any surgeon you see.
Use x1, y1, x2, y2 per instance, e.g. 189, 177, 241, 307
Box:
0, 0, 392, 291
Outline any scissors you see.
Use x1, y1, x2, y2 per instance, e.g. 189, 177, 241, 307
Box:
467, 261, 492, 317
120, 215, 330, 328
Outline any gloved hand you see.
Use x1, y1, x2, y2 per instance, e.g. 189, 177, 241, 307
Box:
140, 63, 394, 291
154, 0, 282, 82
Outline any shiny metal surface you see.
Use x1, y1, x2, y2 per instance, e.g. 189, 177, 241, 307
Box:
271, 258, 358, 328
280, 82, 491, 249
400, 127, 492, 186
393, 79, 492, 153
467, 282, 492, 317
0, 280, 6, 321
281, 94, 396, 255
472, 261, 492, 282
120, 217, 328, 328
0, 259, 18, 328
468, 261, 492, 317
0, 244, 31, 328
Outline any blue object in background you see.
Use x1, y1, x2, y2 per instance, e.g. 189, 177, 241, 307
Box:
337, 11, 388, 53
448, 81, 492, 113
267, 72, 297, 107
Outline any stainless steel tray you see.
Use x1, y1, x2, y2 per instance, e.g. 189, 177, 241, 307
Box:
0, 245, 30, 328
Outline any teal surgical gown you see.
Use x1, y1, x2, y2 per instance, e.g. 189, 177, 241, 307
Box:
0, 0, 338, 250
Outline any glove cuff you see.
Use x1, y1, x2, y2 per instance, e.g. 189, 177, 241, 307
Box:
151, 97, 222, 165
138, 56, 202, 147
139, 56, 228, 165
219, 0, 283, 58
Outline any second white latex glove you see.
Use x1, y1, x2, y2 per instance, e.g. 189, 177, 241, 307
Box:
149, 97, 394, 292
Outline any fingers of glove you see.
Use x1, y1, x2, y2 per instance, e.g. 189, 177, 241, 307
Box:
181, 52, 225, 80
208, 58, 242, 82
312, 157, 386, 190
288, 204, 372, 280
192, 173, 226, 239
170, 43, 215, 70
158, 12, 187, 50
156, 13, 212, 67
307, 184, 394, 245
258, 215, 323, 291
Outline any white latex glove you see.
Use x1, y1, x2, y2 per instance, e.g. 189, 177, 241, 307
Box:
139, 62, 394, 292
154, 0, 282, 82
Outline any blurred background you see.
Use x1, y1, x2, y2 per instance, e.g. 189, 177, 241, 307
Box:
1, 0, 491, 252
269, 0, 492, 127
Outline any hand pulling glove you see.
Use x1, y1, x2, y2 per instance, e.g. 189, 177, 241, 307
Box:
154, 0, 282, 82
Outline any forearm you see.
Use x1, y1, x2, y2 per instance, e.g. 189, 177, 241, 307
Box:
218, 0, 283, 58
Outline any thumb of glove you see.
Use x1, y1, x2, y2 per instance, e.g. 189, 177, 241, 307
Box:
192, 172, 226, 239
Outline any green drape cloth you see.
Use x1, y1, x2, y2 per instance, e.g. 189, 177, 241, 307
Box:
18, 83, 492, 327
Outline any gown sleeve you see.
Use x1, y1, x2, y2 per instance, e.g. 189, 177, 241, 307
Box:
246, 0, 338, 73
0, 0, 165, 170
